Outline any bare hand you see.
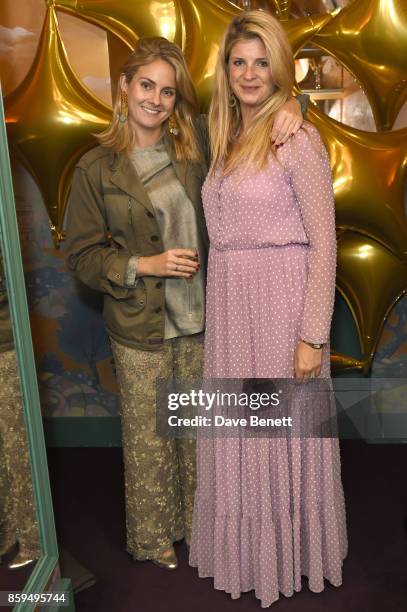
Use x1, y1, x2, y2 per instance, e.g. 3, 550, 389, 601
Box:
294, 341, 322, 380
272, 97, 303, 146
138, 249, 199, 278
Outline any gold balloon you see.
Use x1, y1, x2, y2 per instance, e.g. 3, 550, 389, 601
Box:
336, 231, 407, 366
307, 106, 407, 366
53, 0, 184, 49
54, 0, 332, 108
313, 0, 407, 130
331, 351, 367, 375
54, 0, 238, 107
308, 106, 407, 262
5, 5, 111, 245
240, 1, 291, 19
284, 13, 333, 55
276, 0, 291, 20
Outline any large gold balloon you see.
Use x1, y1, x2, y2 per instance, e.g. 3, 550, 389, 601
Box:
313, 0, 407, 130
308, 106, 407, 261
54, 0, 332, 108
53, 0, 184, 49
241, 1, 291, 19
336, 231, 407, 366
5, 5, 111, 245
306, 105, 407, 366
54, 0, 238, 107
284, 13, 332, 54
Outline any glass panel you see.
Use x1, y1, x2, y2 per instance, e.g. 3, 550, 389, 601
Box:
0, 241, 40, 584
0, 87, 60, 611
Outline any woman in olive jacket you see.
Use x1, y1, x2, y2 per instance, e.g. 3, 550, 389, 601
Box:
65, 36, 304, 569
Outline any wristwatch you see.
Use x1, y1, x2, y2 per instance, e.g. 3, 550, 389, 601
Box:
301, 339, 324, 350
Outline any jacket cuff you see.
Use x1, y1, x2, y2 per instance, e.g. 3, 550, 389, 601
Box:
106, 253, 132, 288
296, 93, 310, 119
124, 256, 140, 287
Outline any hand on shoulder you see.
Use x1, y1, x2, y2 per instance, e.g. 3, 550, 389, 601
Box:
276, 121, 326, 160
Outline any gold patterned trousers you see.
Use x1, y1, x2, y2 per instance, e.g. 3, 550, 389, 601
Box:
0, 350, 40, 558
110, 333, 203, 560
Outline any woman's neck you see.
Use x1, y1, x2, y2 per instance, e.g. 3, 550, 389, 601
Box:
131, 123, 165, 149
239, 105, 255, 134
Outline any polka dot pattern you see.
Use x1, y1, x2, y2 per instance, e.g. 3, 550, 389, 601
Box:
189, 124, 348, 607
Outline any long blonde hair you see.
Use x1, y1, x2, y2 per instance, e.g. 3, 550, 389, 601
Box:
98, 37, 201, 162
209, 10, 295, 174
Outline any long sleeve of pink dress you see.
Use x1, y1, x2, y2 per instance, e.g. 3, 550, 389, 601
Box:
277, 125, 337, 345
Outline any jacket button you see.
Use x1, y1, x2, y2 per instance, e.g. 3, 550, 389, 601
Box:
115, 273, 121, 279
154, 306, 162, 313
151, 235, 159, 242
146, 210, 154, 218
156, 281, 163, 289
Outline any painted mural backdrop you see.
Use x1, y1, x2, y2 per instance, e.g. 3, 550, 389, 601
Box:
1, 0, 407, 416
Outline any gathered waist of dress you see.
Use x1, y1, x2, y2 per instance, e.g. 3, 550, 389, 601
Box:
211, 241, 309, 253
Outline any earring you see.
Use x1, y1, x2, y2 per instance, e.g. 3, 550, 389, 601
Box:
168, 114, 180, 136
229, 92, 237, 108
119, 90, 128, 123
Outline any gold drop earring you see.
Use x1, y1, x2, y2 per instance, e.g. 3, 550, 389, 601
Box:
229, 91, 237, 108
168, 114, 180, 136
119, 89, 128, 124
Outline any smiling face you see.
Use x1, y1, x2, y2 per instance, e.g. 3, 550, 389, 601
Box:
228, 37, 274, 119
122, 58, 176, 144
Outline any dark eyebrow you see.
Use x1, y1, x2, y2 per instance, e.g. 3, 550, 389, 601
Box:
138, 77, 176, 90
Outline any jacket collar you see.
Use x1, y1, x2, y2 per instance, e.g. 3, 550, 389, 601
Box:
108, 133, 189, 214
108, 148, 154, 214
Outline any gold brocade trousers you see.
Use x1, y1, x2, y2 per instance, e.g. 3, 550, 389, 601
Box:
110, 333, 203, 560
0, 350, 40, 558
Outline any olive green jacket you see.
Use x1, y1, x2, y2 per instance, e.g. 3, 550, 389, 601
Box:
65, 117, 210, 351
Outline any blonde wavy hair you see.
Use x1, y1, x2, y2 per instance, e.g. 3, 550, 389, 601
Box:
98, 37, 201, 162
209, 10, 295, 174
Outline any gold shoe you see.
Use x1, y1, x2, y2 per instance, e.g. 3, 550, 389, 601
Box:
8, 552, 36, 570
151, 548, 178, 570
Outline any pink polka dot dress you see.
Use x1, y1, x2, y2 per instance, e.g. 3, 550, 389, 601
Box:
189, 124, 348, 607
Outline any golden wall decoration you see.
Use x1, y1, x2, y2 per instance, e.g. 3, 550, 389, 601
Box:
5, 5, 111, 245
308, 104, 407, 367
53, 0, 183, 49
336, 231, 407, 371
313, 0, 407, 131
276, 0, 291, 19
309, 107, 407, 260
4, 0, 407, 371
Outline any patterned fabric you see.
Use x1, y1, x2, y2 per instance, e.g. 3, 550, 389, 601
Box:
110, 333, 203, 560
130, 143, 206, 340
0, 350, 40, 558
189, 125, 348, 607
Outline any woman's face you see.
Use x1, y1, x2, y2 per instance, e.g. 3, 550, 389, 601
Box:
123, 58, 176, 140
228, 37, 274, 115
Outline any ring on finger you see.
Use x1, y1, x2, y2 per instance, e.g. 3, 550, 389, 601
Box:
175, 264, 179, 271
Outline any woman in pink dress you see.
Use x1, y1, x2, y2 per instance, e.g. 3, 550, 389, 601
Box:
189, 10, 348, 606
